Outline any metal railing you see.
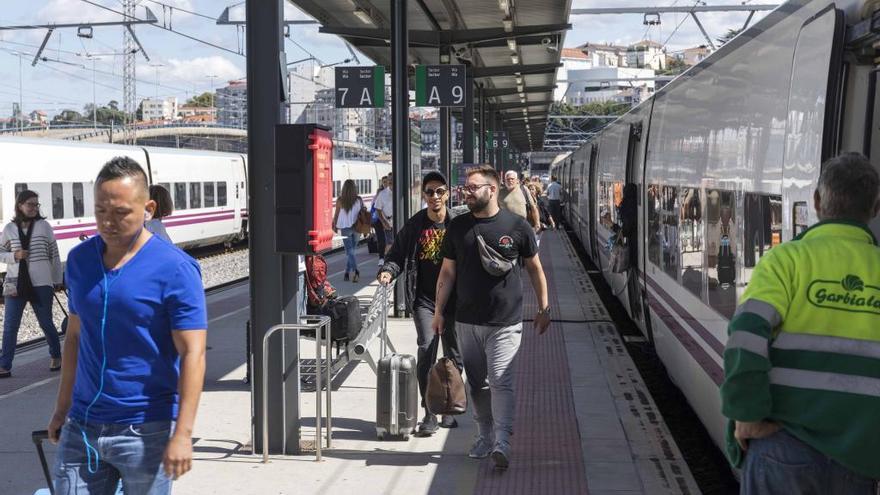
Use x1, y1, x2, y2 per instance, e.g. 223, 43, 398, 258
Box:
261, 315, 332, 463
351, 282, 396, 373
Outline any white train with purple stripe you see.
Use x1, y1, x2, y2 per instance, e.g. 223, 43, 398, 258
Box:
552, 0, 880, 455
0, 137, 389, 261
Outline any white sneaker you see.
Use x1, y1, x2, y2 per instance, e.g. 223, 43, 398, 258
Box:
378, 258, 384, 266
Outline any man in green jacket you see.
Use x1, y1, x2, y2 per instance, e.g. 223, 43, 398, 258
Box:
721, 153, 880, 494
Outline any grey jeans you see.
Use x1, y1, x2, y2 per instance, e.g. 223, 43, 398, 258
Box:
455, 321, 523, 443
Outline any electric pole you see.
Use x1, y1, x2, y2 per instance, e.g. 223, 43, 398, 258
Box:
123, 0, 137, 144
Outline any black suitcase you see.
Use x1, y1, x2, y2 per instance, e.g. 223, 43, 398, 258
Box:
320, 295, 362, 342
376, 353, 418, 440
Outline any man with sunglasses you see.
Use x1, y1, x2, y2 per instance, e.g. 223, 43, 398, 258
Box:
378, 171, 462, 436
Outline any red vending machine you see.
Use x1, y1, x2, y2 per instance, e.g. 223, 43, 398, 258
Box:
275, 124, 334, 254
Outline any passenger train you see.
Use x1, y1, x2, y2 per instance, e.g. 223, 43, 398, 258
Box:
552, 0, 880, 453
0, 137, 390, 262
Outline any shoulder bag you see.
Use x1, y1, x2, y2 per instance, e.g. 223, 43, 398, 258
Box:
355, 198, 373, 235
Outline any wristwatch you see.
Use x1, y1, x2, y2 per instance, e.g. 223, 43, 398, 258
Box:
536, 306, 551, 316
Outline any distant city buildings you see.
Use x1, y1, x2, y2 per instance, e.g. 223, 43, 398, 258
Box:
28, 110, 48, 126
678, 45, 711, 66
178, 105, 216, 123
141, 97, 179, 122
216, 79, 247, 128
556, 40, 714, 107
563, 67, 656, 106
626, 40, 666, 71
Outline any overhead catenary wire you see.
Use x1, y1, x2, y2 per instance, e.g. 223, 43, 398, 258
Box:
78, 0, 244, 57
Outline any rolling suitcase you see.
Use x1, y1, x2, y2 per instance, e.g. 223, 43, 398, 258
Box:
32, 430, 55, 495
376, 353, 418, 440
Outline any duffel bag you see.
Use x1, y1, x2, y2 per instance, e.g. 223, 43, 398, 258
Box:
425, 337, 467, 415
320, 295, 362, 342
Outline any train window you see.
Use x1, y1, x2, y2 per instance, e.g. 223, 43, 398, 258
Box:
218, 182, 227, 207
72, 183, 84, 218
680, 188, 703, 298
15, 183, 27, 197
742, 193, 782, 284
598, 181, 623, 228
706, 190, 737, 318
793, 202, 809, 237
647, 185, 662, 266
189, 183, 202, 209
51, 183, 64, 219
204, 183, 215, 208
652, 185, 680, 279
174, 183, 187, 211
159, 182, 170, 192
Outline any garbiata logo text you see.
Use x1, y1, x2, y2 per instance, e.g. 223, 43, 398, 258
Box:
807, 275, 880, 315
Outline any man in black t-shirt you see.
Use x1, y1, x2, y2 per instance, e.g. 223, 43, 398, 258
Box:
378, 171, 461, 436
433, 165, 551, 470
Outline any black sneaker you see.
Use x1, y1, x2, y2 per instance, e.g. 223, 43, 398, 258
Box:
417, 414, 439, 436
440, 415, 458, 428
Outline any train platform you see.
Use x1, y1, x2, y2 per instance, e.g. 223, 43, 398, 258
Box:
1, 231, 700, 495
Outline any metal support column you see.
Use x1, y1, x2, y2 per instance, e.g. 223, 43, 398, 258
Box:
440, 46, 452, 182
246, 0, 300, 456
462, 67, 474, 165
478, 84, 485, 163
391, 0, 408, 317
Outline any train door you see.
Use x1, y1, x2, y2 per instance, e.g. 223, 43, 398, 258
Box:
624, 122, 647, 328
588, 144, 599, 260
781, 5, 844, 242
236, 154, 248, 236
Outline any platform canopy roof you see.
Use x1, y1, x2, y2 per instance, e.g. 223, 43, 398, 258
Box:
285, 0, 573, 151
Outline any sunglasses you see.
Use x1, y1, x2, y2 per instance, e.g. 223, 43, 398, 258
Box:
423, 187, 448, 197
460, 183, 492, 194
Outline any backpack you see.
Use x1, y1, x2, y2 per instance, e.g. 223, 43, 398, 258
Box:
305, 255, 337, 309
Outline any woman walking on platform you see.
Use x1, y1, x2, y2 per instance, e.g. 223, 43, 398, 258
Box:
333, 179, 364, 282
146, 184, 174, 242
0, 190, 64, 378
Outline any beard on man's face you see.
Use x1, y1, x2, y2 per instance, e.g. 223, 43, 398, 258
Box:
467, 193, 490, 213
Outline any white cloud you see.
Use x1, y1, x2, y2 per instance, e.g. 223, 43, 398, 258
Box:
162, 55, 243, 85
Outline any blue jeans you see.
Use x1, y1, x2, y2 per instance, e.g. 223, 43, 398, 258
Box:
340, 227, 359, 274
54, 417, 174, 495
0, 285, 61, 369
742, 429, 876, 495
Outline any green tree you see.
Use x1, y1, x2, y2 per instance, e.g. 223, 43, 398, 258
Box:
549, 101, 630, 133
186, 92, 214, 107
658, 57, 689, 76
51, 109, 84, 124
717, 28, 742, 46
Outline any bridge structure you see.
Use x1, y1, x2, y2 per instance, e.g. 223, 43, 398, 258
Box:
0, 123, 249, 152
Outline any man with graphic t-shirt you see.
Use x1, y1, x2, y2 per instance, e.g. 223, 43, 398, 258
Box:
47, 157, 207, 494
433, 164, 550, 470
378, 171, 462, 436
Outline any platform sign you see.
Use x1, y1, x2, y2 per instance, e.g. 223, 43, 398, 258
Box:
489, 131, 509, 149
335, 66, 385, 108
415, 65, 466, 107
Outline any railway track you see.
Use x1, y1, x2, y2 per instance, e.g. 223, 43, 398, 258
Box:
12, 244, 250, 352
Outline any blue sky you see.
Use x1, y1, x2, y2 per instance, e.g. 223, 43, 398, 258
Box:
0, 0, 766, 118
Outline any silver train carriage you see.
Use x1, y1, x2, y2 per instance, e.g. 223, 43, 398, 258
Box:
551, 0, 880, 452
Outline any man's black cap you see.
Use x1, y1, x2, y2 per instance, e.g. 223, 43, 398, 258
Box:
422, 170, 447, 188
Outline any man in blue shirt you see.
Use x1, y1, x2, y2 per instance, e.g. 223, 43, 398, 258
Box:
47, 156, 207, 494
